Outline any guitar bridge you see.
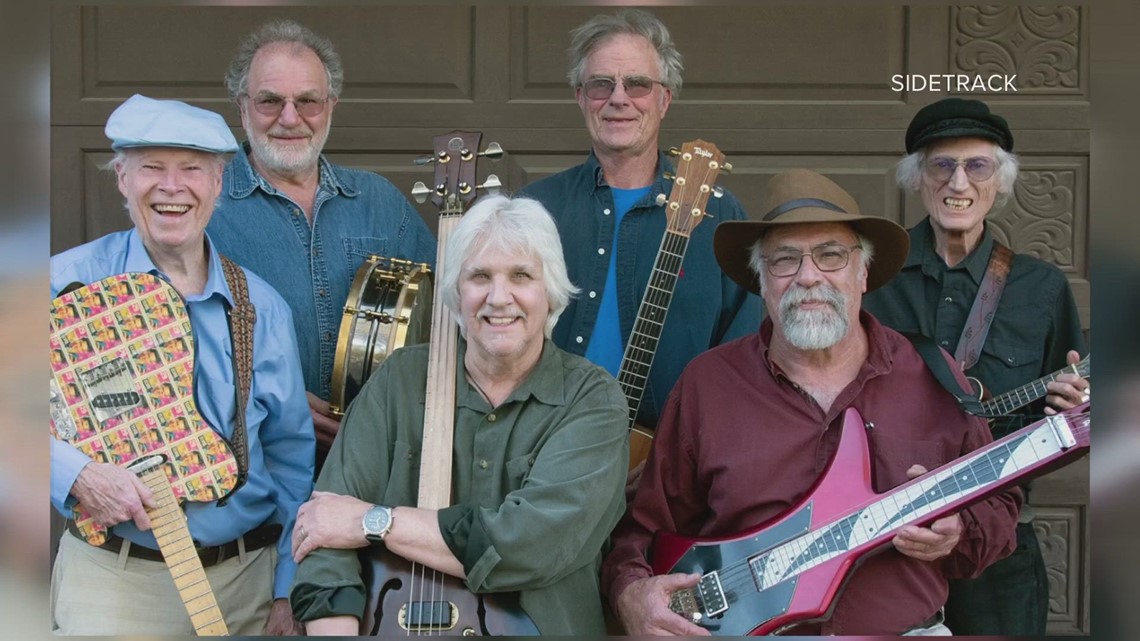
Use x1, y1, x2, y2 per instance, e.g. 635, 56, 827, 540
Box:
78, 357, 144, 422
669, 571, 728, 623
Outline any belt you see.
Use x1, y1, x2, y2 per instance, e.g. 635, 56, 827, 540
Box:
902, 607, 946, 635
68, 520, 281, 567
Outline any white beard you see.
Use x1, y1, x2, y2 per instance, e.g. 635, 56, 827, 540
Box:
778, 284, 849, 350
247, 122, 329, 176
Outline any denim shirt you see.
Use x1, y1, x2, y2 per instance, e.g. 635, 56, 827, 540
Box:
207, 144, 437, 399
50, 229, 316, 598
519, 151, 762, 427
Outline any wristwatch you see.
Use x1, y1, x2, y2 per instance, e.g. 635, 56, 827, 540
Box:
362, 505, 394, 543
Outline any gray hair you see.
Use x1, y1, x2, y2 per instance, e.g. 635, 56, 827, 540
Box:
895, 143, 1019, 209
102, 149, 227, 176
567, 9, 684, 96
224, 19, 344, 101
439, 195, 579, 337
748, 231, 875, 296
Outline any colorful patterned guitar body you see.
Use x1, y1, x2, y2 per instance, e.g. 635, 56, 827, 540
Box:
50, 272, 237, 635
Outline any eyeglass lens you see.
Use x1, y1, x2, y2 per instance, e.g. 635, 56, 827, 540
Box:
250, 95, 327, 118
583, 76, 659, 100
766, 244, 856, 277
924, 157, 996, 182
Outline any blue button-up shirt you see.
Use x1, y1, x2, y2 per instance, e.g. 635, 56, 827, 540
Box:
519, 151, 762, 426
207, 144, 437, 399
50, 229, 316, 598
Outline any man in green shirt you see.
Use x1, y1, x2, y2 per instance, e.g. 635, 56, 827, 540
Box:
288, 195, 629, 635
863, 97, 1088, 635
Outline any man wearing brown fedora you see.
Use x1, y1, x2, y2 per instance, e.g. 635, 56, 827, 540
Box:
601, 169, 1021, 635
863, 97, 1087, 636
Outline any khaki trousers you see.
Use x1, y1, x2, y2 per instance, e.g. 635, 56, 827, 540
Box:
51, 531, 275, 635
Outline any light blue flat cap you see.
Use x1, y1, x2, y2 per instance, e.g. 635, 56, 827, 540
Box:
106, 94, 238, 153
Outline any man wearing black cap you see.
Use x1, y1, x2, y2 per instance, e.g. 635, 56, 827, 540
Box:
603, 169, 1021, 635
863, 97, 1088, 635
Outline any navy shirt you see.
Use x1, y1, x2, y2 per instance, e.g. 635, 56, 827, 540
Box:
863, 218, 1085, 437
519, 151, 762, 427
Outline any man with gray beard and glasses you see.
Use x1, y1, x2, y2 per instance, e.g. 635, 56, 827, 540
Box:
602, 169, 1021, 636
207, 20, 436, 471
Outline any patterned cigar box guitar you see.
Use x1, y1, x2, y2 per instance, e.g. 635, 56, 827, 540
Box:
50, 272, 236, 636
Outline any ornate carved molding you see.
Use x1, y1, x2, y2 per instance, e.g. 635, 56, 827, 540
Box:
1035, 517, 1071, 616
951, 6, 1081, 92
988, 170, 1075, 267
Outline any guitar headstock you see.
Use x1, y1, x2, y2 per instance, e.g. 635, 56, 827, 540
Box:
656, 139, 732, 237
411, 131, 503, 215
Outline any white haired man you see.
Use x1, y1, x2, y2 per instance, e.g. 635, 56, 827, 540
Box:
289, 195, 629, 635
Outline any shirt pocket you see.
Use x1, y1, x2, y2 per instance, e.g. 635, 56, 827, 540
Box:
383, 439, 419, 504
193, 371, 238, 440
342, 236, 389, 265
868, 430, 946, 492
979, 341, 1040, 376
505, 451, 536, 489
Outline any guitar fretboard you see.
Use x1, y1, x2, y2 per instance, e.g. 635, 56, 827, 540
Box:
618, 230, 690, 425
747, 415, 1081, 590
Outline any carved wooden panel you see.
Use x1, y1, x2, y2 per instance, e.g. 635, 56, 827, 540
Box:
1035, 506, 1090, 634
951, 6, 1085, 95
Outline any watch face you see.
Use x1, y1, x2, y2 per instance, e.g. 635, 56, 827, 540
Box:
364, 506, 391, 539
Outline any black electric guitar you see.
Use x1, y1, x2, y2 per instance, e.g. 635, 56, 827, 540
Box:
967, 353, 1090, 416
618, 140, 731, 469
357, 131, 535, 636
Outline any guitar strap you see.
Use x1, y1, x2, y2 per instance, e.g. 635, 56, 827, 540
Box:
218, 254, 255, 505
904, 333, 986, 416
954, 242, 1013, 371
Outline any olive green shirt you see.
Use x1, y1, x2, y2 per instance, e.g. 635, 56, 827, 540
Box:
290, 339, 629, 635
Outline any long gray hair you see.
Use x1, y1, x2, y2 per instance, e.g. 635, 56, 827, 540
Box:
895, 143, 1019, 209
566, 9, 684, 96
439, 195, 579, 337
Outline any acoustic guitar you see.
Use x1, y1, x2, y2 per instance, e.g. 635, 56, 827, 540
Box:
618, 140, 731, 469
650, 402, 1090, 635
50, 273, 238, 636
357, 131, 536, 636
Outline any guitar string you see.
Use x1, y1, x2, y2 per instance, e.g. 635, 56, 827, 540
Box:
676, 414, 1089, 614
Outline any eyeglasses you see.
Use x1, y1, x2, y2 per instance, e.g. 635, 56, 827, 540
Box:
580, 75, 667, 100
762, 243, 862, 278
923, 156, 997, 184
245, 94, 330, 118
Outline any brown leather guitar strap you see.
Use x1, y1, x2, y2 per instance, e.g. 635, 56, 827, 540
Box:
219, 254, 255, 505
954, 242, 1013, 371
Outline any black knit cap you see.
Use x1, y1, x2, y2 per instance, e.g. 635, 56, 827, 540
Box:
905, 98, 1013, 154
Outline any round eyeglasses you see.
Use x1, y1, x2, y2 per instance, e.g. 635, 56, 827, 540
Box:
246, 94, 329, 118
923, 156, 997, 184
762, 243, 862, 278
580, 76, 667, 100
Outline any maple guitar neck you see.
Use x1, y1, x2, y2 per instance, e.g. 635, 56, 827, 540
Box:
616, 141, 729, 468
133, 456, 229, 636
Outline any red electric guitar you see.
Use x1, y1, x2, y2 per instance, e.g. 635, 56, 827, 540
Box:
651, 402, 1090, 635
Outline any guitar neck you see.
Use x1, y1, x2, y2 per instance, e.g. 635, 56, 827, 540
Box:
748, 408, 1089, 591
418, 210, 462, 510
980, 357, 1090, 416
137, 466, 229, 636
617, 229, 691, 425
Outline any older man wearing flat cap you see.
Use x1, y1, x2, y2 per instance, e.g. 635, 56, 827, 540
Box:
50, 94, 314, 635
602, 169, 1021, 636
863, 97, 1088, 636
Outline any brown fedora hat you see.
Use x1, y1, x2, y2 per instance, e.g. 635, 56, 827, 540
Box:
713, 169, 909, 295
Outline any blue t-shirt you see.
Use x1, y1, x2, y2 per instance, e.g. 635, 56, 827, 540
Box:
585, 186, 651, 375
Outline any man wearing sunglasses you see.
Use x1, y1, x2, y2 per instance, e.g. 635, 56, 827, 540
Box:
863, 97, 1088, 636
207, 20, 436, 469
519, 9, 760, 438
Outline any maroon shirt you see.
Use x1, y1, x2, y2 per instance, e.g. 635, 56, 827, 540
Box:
602, 312, 1020, 635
